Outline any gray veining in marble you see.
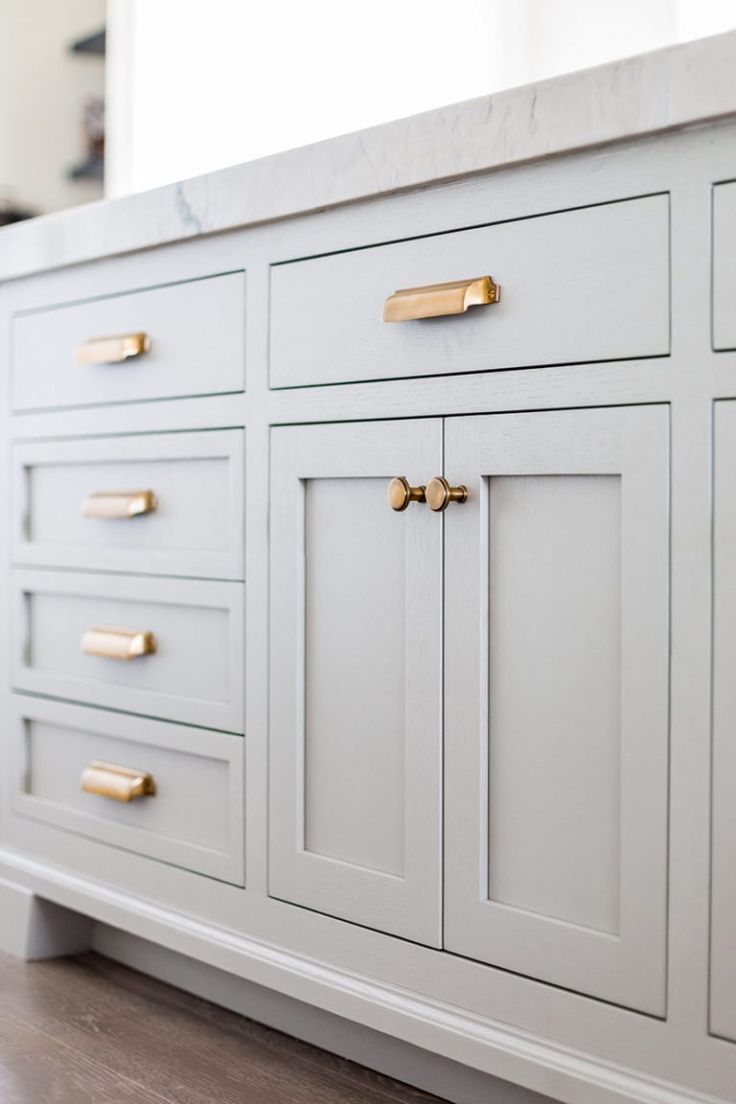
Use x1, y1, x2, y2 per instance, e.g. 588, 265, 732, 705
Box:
1, 30, 735, 282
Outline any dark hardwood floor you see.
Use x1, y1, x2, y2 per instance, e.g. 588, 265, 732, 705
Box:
0, 952, 450, 1104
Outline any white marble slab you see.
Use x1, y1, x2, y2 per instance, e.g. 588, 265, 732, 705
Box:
1, 30, 736, 282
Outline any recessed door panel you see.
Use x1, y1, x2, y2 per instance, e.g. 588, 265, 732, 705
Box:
269, 419, 442, 945
711, 399, 736, 1042
444, 406, 669, 1013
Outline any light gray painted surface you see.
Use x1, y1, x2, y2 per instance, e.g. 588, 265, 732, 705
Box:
269, 420, 443, 946
12, 270, 246, 411
710, 400, 736, 1043
12, 570, 244, 732
713, 181, 736, 351
0, 118, 735, 1104
270, 194, 669, 388
11, 696, 244, 884
13, 430, 245, 579
443, 406, 670, 1014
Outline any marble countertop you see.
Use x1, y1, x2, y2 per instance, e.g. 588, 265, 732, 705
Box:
2, 29, 736, 283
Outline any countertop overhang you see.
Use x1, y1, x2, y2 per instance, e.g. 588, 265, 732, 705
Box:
1, 29, 736, 283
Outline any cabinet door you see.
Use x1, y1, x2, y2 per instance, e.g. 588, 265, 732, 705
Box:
711, 400, 736, 1042
269, 420, 442, 945
444, 406, 669, 1014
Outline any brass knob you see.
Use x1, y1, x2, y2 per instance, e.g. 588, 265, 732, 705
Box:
426, 476, 468, 512
388, 476, 426, 512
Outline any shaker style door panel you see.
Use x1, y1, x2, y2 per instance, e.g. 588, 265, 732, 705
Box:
270, 194, 669, 388
444, 406, 669, 1014
13, 570, 244, 732
713, 181, 736, 351
11, 696, 244, 885
13, 430, 244, 580
269, 420, 442, 945
711, 400, 736, 1042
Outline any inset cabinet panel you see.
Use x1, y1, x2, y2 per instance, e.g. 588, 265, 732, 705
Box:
713, 181, 736, 350
269, 420, 442, 945
13, 570, 244, 732
271, 194, 669, 387
13, 430, 244, 579
444, 406, 669, 1014
12, 271, 246, 411
711, 400, 736, 1042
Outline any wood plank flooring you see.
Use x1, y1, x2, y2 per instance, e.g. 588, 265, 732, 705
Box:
0, 952, 449, 1104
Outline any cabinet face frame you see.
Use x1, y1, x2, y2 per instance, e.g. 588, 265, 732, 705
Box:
269, 419, 443, 946
443, 405, 670, 1015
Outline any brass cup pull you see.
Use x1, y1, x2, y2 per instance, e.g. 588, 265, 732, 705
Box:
383, 275, 500, 323
81, 626, 157, 661
82, 490, 156, 519
426, 476, 468, 512
81, 761, 156, 803
388, 476, 426, 512
76, 332, 151, 365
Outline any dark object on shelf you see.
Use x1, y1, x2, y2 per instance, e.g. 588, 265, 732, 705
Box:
68, 155, 104, 181
69, 28, 105, 56
68, 97, 105, 182
0, 201, 35, 226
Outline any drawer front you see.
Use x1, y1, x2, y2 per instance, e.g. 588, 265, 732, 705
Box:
14, 430, 244, 580
713, 181, 736, 351
13, 571, 244, 732
11, 695, 243, 884
270, 194, 669, 388
12, 271, 245, 412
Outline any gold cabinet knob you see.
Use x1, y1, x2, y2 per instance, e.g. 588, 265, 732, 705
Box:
388, 476, 426, 512
82, 490, 157, 519
426, 476, 468, 512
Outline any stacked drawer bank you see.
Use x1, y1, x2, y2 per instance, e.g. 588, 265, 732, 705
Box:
2, 33, 736, 1104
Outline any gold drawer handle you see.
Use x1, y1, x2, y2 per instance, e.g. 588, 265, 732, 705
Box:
76, 332, 151, 365
81, 761, 156, 803
81, 626, 157, 661
388, 476, 426, 511
383, 276, 500, 323
426, 476, 468, 512
83, 490, 157, 519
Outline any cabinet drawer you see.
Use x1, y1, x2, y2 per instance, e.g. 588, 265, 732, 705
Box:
12, 271, 245, 412
713, 181, 736, 350
11, 696, 243, 884
13, 571, 244, 732
270, 194, 669, 388
13, 430, 244, 580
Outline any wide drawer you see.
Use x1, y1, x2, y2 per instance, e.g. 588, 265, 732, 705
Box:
13, 430, 244, 579
13, 570, 244, 732
11, 695, 244, 884
270, 194, 670, 388
12, 271, 245, 411
713, 181, 736, 350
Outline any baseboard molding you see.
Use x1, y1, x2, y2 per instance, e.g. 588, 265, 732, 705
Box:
92, 922, 551, 1104
0, 850, 726, 1104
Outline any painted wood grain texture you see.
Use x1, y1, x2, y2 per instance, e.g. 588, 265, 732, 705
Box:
0, 952, 448, 1104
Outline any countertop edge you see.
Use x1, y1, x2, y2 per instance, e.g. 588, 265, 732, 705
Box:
1, 29, 735, 284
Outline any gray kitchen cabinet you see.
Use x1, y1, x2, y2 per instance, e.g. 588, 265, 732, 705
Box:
443, 406, 670, 1014
269, 419, 443, 946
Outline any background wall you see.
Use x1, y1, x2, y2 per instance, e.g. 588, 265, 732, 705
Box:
99, 0, 731, 198
0, 0, 105, 215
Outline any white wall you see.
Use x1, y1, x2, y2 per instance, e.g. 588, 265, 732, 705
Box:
105, 0, 736, 198
0, 0, 105, 215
